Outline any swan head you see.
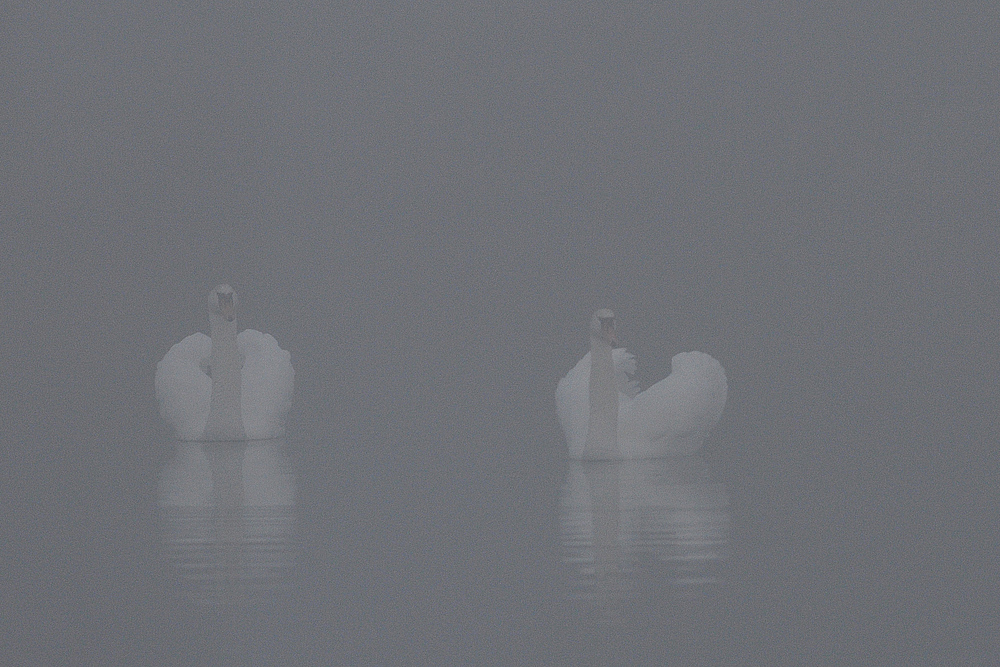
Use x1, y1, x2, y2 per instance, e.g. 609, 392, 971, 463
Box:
208, 284, 238, 323
589, 309, 618, 346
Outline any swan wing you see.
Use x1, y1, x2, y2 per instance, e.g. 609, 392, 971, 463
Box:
556, 352, 591, 458
238, 330, 294, 439
155, 333, 212, 440
634, 351, 727, 453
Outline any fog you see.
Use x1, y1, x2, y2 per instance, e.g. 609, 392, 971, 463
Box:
2, 2, 998, 664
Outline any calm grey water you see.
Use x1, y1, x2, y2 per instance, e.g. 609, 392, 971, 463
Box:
3, 3, 999, 665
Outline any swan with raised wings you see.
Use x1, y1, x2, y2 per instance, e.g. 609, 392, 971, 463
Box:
556, 309, 727, 459
155, 285, 294, 441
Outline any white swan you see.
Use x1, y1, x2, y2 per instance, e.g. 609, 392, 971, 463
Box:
155, 285, 294, 441
556, 309, 727, 459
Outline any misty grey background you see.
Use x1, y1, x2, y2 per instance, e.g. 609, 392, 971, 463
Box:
2, 2, 998, 664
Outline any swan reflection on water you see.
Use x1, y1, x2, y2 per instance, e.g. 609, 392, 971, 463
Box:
560, 456, 729, 621
158, 439, 296, 606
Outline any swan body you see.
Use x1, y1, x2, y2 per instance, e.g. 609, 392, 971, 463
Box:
155, 285, 294, 441
556, 310, 727, 460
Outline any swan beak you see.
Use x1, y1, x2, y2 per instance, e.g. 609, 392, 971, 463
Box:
218, 293, 236, 322
602, 320, 618, 346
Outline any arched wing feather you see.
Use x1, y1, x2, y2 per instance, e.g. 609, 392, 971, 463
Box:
155, 333, 212, 440
238, 329, 294, 440
636, 351, 727, 450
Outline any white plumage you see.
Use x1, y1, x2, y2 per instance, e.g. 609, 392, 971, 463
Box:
155, 285, 294, 441
556, 310, 727, 459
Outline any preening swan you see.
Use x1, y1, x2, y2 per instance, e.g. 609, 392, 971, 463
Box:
556, 310, 727, 459
155, 285, 294, 441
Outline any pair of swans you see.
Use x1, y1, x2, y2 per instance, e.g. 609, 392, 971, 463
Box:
156, 290, 726, 457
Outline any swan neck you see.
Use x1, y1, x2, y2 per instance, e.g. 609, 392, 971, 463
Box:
584, 335, 619, 459
204, 313, 246, 441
